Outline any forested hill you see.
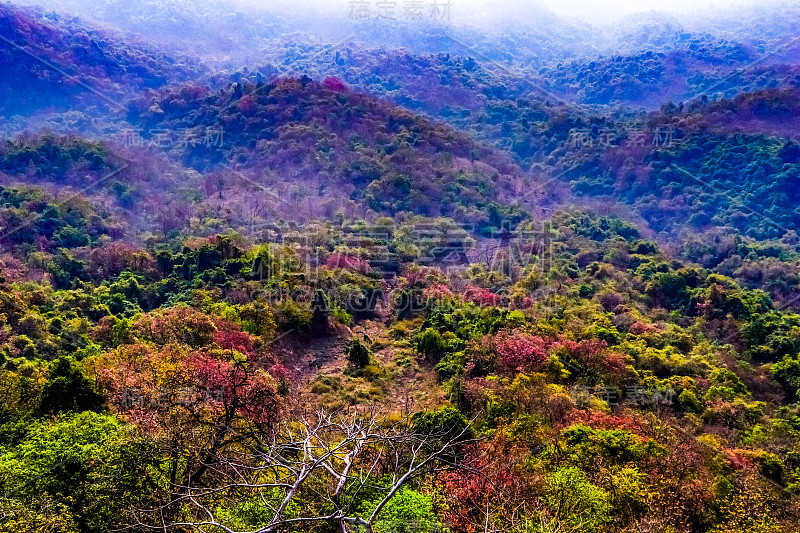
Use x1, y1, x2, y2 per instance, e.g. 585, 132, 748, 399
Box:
249, 35, 800, 112
0, 2, 204, 116
2, 3, 800, 532
126, 77, 532, 229
546, 88, 800, 239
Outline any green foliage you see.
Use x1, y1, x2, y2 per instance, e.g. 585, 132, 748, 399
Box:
772, 355, 800, 397
545, 466, 610, 532
411, 406, 472, 442
358, 486, 441, 533
345, 338, 372, 368
273, 299, 313, 331
38, 356, 104, 414
0, 145, 795, 532
646, 271, 688, 309
0, 185, 109, 251
741, 311, 800, 361
563, 213, 640, 242
422, 302, 524, 343
0, 412, 159, 532
678, 389, 704, 413
415, 328, 448, 362
2, 17, 800, 531
548, 425, 667, 473
130, 78, 518, 225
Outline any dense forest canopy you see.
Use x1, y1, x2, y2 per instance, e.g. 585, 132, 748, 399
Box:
1, 1, 800, 532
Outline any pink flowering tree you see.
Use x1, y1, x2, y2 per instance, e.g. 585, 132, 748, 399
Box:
95, 310, 284, 522
464, 285, 507, 308
326, 252, 370, 274
492, 329, 550, 374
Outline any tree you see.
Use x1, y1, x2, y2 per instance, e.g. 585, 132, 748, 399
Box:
646, 271, 688, 309
493, 329, 548, 374
411, 407, 473, 445
544, 467, 610, 533
772, 355, 800, 397
415, 328, 447, 362
39, 356, 104, 414
97, 332, 282, 524
0, 412, 159, 533
128, 406, 477, 533
346, 338, 371, 368
436, 433, 534, 533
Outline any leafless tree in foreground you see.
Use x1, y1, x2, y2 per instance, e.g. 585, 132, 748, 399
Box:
128, 406, 478, 533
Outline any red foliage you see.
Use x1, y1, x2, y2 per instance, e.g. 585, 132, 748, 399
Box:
268, 363, 293, 384
492, 329, 549, 374
422, 283, 453, 301
573, 410, 647, 434
97, 331, 282, 499
323, 77, 348, 92
437, 436, 535, 532
186, 352, 278, 424
99, 344, 281, 433
554, 337, 628, 376
134, 306, 218, 347
326, 252, 370, 273
629, 321, 661, 335
402, 266, 446, 288
236, 94, 257, 113
99, 308, 283, 432
93, 316, 116, 345
213, 328, 254, 354
463, 285, 505, 307
556, 337, 606, 361
462, 377, 492, 412
604, 351, 629, 374
512, 295, 533, 309
89, 242, 157, 279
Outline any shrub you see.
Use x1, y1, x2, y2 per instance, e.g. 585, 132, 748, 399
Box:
39, 356, 104, 414
273, 299, 312, 331
415, 328, 447, 362
493, 329, 549, 374
411, 406, 472, 443
358, 487, 440, 533
772, 355, 800, 396
545, 466, 610, 532
345, 338, 371, 368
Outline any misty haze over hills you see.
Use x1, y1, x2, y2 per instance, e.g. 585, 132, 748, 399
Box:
13, 0, 800, 63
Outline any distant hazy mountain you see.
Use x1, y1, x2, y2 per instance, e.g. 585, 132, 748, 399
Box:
0, 2, 203, 118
